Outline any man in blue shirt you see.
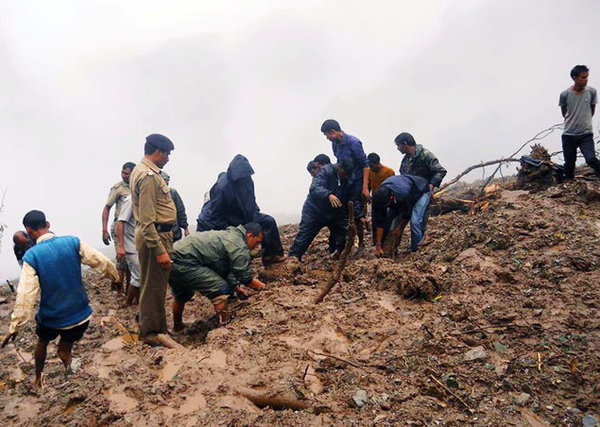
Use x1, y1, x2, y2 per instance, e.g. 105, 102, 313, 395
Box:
320, 119, 369, 254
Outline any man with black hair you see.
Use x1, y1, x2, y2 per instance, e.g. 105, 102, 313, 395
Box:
2, 210, 118, 388
313, 153, 331, 167
13, 231, 34, 267
289, 158, 354, 262
372, 175, 429, 257
307, 161, 320, 178
129, 134, 179, 348
367, 153, 395, 194
320, 119, 369, 254
196, 154, 285, 266
101, 162, 135, 293
170, 222, 267, 330
559, 65, 600, 179
160, 172, 189, 241
395, 132, 446, 252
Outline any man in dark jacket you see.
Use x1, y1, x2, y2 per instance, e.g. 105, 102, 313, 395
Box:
289, 158, 354, 262
196, 155, 284, 265
161, 172, 189, 241
372, 175, 429, 257
170, 223, 266, 329
395, 132, 447, 252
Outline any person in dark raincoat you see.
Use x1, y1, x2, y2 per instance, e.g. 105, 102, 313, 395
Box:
288, 157, 355, 262
372, 174, 429, 258
196, 155, 285, 265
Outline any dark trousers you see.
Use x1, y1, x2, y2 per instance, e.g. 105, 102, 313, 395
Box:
253, 213, 284, 257
562, 133, 600, 179
289, 214, 347, 259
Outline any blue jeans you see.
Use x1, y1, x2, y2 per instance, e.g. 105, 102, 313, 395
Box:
410, 191, 431, 252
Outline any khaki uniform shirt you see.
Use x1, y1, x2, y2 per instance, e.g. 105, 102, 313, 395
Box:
129, 158, 177, 256
105, 181, 131, 219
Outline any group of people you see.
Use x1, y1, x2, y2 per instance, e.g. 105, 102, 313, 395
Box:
3, 64, 597, 388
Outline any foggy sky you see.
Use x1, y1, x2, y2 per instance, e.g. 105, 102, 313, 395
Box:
1, 0, 599, 278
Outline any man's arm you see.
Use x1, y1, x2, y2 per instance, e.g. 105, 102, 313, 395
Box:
137, 176, 164, 256
224, 239, 254, 285
592, 104, 596, 117
79, 241, 119, 282
362, 167, 370, 200
101, 205, 111, 245
115, 221, 126, 261
172, 190, 189, 230
425, 152, 447, 189
3, 263, 40, 344
309, 168, 334, 201
561, 105, 568, 118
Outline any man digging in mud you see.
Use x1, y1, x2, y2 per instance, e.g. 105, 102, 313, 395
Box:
2, 210, 119, 389
288, 158, 354, 263
169, 222, 267, 332
372, 175, 429, 257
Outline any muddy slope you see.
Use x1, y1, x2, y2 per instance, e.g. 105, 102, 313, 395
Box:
1, 181, 599, 426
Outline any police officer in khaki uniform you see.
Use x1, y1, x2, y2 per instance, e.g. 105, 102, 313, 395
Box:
129, 134, 180, 348
101, 162, 135, 293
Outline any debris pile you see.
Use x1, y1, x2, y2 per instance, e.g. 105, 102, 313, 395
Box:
1, 179, 600, 425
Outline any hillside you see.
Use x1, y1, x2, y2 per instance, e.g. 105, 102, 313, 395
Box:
1, 179, 599, 426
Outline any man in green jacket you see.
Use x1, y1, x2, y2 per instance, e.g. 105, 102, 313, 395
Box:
169, 222, 266, 330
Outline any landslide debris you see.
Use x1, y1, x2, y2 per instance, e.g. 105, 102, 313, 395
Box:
1, 179, 600, 426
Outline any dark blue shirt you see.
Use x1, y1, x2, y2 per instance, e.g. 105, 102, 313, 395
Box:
332, 133, 368, 184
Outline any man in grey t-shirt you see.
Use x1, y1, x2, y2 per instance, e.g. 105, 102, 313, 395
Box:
117, 195, 141, 305
559, 64, 599, 179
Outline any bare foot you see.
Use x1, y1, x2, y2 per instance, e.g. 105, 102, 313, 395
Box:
33, 374, 45, 390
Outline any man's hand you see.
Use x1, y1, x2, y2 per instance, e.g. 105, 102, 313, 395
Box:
184, 228, 190, 237
156, 252, 172, 271
116, 245, 126, 261
249, 278, 266, 291
328, 194, 342, 208
2, 332, 17, 348
102, 230, 111, 245
429, 184, 435, 193
362, 188, 371, 203
375, 245, 384, 257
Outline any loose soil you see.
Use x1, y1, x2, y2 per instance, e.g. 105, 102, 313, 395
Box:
1, 180, 599, 426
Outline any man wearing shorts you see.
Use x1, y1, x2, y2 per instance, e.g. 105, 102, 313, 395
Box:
2, 210, 118, 388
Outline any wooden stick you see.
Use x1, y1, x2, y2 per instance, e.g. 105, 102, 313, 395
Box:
308, 350, 366, 370
238, 388, 311, 411
429, 374, 475, 414
314, 202, 356, 304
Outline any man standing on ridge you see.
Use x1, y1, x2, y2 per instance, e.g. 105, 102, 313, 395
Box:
320, 119, 369, 256
395, 132, 446, 252
2, 210, 118, 388
559, 64, 600, 180
129, 134, 180, 348
101, 162, 135, 294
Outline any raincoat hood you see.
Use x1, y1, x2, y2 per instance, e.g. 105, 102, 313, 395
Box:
227, 155, 255, 182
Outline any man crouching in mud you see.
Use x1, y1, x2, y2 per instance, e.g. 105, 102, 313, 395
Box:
2, 210, 118, 388
169, 222, 267, 332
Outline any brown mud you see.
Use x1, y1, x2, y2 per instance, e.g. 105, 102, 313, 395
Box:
1, 180, 599, 425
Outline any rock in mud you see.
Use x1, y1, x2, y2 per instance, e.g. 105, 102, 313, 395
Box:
583, 415, 599, 427
513, 392, 531, 406
351, 389, 368, 408
463, 346, 488, 361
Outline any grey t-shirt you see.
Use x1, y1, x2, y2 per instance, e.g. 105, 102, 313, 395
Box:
559, 86, 597, 136
117, 195, 136, 254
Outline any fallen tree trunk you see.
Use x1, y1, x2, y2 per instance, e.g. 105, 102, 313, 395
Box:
314, 202, 356, 304
429, 197, 474, 216
434, 158, 520, 196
